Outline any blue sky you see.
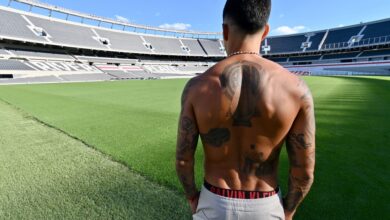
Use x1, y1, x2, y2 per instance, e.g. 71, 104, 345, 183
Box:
3, 0, 390, 36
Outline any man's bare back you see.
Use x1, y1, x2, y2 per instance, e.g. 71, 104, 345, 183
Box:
180, 54, 313, 190
176, 1, 315, 219
177, 54, 315, 218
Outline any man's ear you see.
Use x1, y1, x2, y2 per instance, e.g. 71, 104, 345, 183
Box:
261, 24, 270, 41
223, 23, 229, 42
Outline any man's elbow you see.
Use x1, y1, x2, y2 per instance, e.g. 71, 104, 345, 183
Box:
291, 168, 315, 185
306, 173, 315, 186
175, 157, 194, 170
301, 170, 315, 187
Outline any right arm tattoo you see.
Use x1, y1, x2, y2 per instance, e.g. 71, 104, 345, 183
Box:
284, 78, 316, 214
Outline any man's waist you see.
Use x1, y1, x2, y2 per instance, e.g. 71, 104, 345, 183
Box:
204, 180, 279, 199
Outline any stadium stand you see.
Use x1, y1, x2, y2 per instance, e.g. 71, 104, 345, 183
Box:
104, 71, 142, 80
198, 39, 226, 56
9, 49, 74, 60
96, 64, 160, 79
322, 52, 361, 60
0, 75, 59, 84
26, 15, 105, 49
180, 39, 207, 56
177, 65, 209, 73
305, 31, 326, 51
361, 20, 390, 39
267, 57, 288, 63
267, 34, 307, 53
0, 7, 222, 57
0, 49, 10, 56
143, 36, 186, 55
0, 9, 46, 42
59, 73, 112, 82
0, 1, 389, 84
289, 55, 322, 62
0, 59, 34, 70
360, 49, 390, 57
76, 56, 139, 64
94, 29, 151, 53
323, 26, 363, 46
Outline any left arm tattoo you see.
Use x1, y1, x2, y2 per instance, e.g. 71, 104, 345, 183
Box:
176, 78, 200, 199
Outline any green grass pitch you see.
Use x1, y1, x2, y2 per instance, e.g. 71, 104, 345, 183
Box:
0, 76, 389, 219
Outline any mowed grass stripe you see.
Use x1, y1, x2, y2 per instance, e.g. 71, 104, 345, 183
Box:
0, 101, 190, 220
0, 80, 204, 190
0, 77, 389, 219
283, 76, 390, 219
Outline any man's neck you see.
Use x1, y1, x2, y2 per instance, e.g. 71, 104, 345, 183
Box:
226, 39, 262, 56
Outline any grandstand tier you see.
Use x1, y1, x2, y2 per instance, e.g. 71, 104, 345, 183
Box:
267, 35, 307, 53
0, 7, 226, 57
324, 26, 363, 46
262, 19, 390, 54
305, 32, 326, 52
362, 20, 390, 39
0, 1, 389, 84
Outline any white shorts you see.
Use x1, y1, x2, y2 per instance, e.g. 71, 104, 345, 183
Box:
193, 185, 285, 220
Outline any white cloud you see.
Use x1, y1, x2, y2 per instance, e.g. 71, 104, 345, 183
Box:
338, 24, 345, 27
115, 15, 129, 23
159, 23, 192, 31
272, 25, 307, 35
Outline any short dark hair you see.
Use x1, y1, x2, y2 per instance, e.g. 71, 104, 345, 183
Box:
223, 0, 271, 34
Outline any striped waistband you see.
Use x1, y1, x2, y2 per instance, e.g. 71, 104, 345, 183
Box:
204, 180, 279, 199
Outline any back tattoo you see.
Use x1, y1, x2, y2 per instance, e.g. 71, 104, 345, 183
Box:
220, 61, 264, 127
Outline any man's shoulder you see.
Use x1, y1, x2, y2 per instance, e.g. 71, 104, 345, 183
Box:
260, 58, 295, 78
202, 60, 228, 76
260, 59, 311, 102
186, 62, 224, 85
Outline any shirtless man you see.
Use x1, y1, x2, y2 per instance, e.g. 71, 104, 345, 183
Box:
176, 0, 315, 219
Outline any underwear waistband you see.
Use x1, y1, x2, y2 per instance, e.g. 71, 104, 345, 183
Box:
204, 180, 279, 199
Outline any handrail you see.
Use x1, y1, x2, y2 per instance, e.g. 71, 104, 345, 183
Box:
322, 35, 390, 50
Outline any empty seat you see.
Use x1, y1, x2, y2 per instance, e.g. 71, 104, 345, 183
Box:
0, 9, 46, 42
94, 29, 151, 53
306, 32, 326, 51
267, 34, 307, 53
323, 26, 363, 45
198, 39, 225, 56
181, 39, 207, 56
0, 60, 34, 70
143, 36, 186, 55
362, 20, 390, 39
27, 16, 105, 49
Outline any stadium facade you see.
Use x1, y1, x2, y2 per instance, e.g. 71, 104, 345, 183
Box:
0, 0, 389, 84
